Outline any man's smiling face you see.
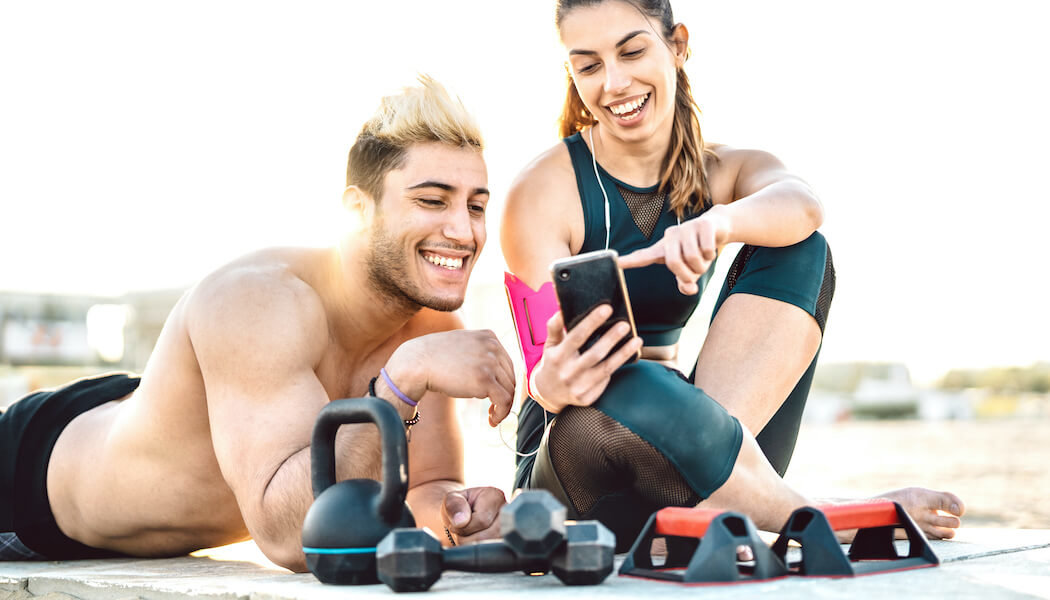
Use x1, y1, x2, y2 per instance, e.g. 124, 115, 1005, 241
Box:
365, 141, 489, 312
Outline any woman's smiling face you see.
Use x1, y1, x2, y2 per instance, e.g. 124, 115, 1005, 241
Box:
560, 0, 686, 145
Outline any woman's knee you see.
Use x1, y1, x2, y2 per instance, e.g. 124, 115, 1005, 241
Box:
720, 232, 835, 332
593, 362, 744, 498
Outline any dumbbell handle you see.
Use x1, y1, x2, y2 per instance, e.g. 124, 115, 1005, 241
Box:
442, 540, 548, 573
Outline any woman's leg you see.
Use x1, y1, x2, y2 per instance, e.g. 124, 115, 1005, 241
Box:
695, 292, 821, 473
529, 361, 806, 549
526, 362, 962, 545
693, 234, 963, 537
693, 233, 834, 472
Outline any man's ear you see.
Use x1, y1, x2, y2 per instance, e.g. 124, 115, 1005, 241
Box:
343, 184, 372, 214
342, 185, 374, 230
671, 23, 690, 67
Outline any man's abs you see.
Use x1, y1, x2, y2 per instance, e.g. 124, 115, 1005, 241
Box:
47, 390, 249, 556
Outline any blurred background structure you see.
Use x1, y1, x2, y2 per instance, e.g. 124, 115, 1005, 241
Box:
2, 0, 1048, 530
0, 290, 182, 406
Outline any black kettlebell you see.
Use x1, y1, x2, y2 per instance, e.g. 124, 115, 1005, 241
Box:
301, 396, 415, 584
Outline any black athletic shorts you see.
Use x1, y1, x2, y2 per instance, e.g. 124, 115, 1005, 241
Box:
1, 373, 139, 560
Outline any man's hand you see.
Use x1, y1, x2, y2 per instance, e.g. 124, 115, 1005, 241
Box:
619, 205, 733, 295
441, 487, 507, 546
384, 330, 516, 426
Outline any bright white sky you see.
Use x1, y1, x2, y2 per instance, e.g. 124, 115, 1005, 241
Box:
2, 1, 1048, 383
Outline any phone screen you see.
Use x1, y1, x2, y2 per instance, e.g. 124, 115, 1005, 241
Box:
550, 250, 640, 362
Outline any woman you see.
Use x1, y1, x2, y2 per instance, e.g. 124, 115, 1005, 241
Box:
501, 0, 963, 549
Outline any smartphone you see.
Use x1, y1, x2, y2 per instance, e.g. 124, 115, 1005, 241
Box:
550, 249, 641, 363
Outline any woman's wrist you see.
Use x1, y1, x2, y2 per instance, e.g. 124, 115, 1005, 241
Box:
707, 202, 736, 247
529, 364, 562, 414
528, 367, 545, 403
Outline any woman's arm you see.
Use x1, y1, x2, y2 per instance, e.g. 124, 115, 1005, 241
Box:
501, 145, 642, 413
620, 146, 824, 294
500, 146, 579, 289
710, 145, 824, 247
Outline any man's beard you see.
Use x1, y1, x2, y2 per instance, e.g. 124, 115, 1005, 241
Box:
365, 221, 468, 313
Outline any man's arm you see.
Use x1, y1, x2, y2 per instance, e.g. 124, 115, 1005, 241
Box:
187, 268, 377, 571
189, 270, 515, 568
397, 311, 467, 541
395, 310, 507, 546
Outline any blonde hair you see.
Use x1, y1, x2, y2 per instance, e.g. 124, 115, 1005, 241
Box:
556, 0, 717, 216
346, 75, 483, 201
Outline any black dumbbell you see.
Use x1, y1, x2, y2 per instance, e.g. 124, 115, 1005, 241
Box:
375, 490, 562, 591
551, 520, 616, 585
499, 489, 566, 570
377, 520, 615, 592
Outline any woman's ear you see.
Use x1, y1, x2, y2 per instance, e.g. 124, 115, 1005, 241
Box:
671, 23, 690, 66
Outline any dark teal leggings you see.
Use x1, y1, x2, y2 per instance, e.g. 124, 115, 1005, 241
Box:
515, 232, 835, 547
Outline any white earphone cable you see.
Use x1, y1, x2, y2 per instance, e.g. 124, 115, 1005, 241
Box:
590, 127, 613, 251
504, 126, 680, 458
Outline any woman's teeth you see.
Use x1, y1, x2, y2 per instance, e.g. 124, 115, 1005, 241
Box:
610, 94, 649, 120
424, 254, 464, 270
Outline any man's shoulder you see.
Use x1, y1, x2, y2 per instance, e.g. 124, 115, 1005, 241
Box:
197, 251, 321, 307
185, 249, 329, 348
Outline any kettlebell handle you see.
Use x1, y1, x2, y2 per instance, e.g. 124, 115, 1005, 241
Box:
311, 397, 409, 525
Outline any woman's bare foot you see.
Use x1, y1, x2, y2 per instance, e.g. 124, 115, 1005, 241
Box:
875, 487, 966, 539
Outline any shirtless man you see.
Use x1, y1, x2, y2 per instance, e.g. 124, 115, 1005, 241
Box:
0, 76, 512, 571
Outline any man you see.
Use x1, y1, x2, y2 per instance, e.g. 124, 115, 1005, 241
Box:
0, 76, 512, 571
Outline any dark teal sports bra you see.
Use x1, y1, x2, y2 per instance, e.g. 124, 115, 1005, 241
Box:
564, 132, 716, 346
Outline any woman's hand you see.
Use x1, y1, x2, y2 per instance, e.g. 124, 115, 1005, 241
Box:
619, 204, 733, 295
531, 305, 643, 413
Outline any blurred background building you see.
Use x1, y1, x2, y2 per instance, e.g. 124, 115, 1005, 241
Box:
0, 289, 183, 408
6, 280, 1049, 421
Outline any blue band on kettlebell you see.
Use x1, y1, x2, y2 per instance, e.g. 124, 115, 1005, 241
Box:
302, 546, 377, 555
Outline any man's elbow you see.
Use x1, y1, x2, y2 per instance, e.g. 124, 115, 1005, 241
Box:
256, 535, 309, 572
246, 513, 308, 572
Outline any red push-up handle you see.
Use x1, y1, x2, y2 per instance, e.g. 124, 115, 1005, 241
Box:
771, 500, 940, 576
655, 501, 901, 538
653, 507, 725, 539
815, 501, 900, 532
622, 507, 789, 583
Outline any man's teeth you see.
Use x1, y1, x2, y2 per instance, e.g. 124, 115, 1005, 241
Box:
424, 254, 464, 269
610, 94, 649, 116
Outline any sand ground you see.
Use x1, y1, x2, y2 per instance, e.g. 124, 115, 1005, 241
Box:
458, 402, 1049, 530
